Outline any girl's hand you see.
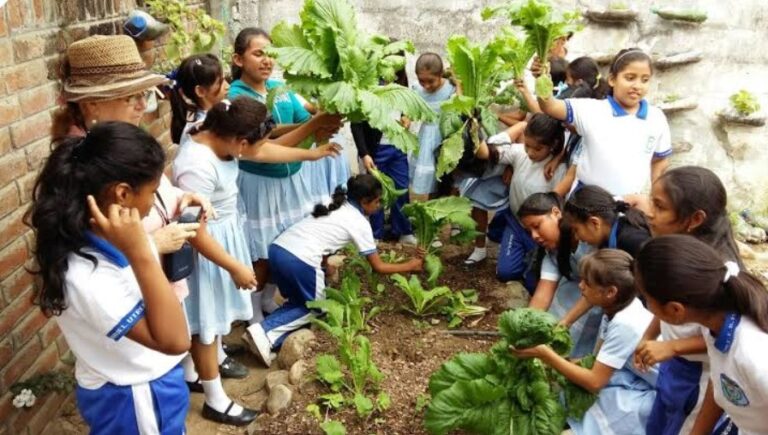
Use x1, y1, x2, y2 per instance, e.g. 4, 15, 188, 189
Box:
514, 78, 529, 94
415, 247, 428, 258
408, 257, 424, 272
510, 344, 548, 359
311, 143, 342, 161
151, 222, 200, 254
362, 155, 376, 171
634, 339, 674, 371
400, 116, 411, 130
543, 157, 560, 181
88, 195, 152, 258
312, 112, 343, 133
229, 262, 258, 290
178, 192, 217, 220
530, 56, 543, 78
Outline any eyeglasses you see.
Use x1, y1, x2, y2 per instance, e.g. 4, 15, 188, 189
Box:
124, 89, 154, 106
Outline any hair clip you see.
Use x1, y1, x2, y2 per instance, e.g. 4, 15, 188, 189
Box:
194, 58, 202, 66
256, 116, 276, 140
723, 261, 740, 283
221, 99, 232, 111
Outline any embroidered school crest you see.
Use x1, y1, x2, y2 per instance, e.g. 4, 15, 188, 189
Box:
720, 373, 749, 407
644, 136, 656, 153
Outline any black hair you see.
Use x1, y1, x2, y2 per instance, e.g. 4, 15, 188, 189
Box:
415, 52, 444, 76
232, 27, 271, 81
312, 174, 383, 218
524, 113, 565, 156
565, 185, 649, 233
566, 56, 610, 100
170, 53, 224, 144
549, 57, 568, 86
609, 48, 653, 79
517, 192, 563, 219
635, 235, 768, 333
190, 96, 272, 144
517, 192, 574, 279
25, 122, 166, 316
580, 249, 636, 310
655, 166, 742, 267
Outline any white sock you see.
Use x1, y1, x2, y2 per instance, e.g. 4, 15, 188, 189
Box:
181, 354, 198, 383
201, 375, 243, 415
216, 336, 227, 365
466, 247, 487, 263
249, 291, 264, 324
261, 283, 280, 313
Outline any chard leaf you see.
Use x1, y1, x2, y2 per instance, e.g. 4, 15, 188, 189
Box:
271, 21, 311, 49
353, 393, 374, 417
425, 253, 443, 287
320, 81, 359, 114
428, 352, 497, 395
316, 354, 345, 390
320, 420, 347, 435
435, 127, 466, 179
498, 308, 557, 349
267, 46, 333, 78
373, 84, 436, 122
563, 354, 598, 419
319, 392, 345, 409
424, 378, 512, 435
370, 168, 407, 209
439, 111, 464, 138
479, 106, 499, 137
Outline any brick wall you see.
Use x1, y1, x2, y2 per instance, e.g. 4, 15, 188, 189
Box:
0, 1, 206, 433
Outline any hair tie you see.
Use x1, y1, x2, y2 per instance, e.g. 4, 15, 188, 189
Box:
723, 261, 740, 283
614, 200, 630, 214
194, 58, 202, 66
220, 99, 231, 111
257, 116, 276, 139
593, 73, 602, 89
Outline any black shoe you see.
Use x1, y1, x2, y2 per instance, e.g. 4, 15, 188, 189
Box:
219, 356, 248, 379
202, 401, 258, 426
186, 377, 204, 394
222, 342, 246, 356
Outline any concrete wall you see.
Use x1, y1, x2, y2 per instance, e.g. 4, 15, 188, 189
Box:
235, 0, 768, 210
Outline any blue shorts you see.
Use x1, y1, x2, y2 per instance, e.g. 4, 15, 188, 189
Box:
76, 365, 189, 435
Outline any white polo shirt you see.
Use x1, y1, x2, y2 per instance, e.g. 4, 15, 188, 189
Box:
565, 96, 672, 196
497, 143, 566, 214
597, 298, 658, 386
57, 233, 184, 389
273, 202, 377, 268
702, 314, 768, 434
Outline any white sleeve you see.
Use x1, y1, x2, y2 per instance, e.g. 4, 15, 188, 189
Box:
596, 320, 641, 369
497, 143, 526, 167
75, 266, 146, 341
564, 98, 601, 137
487, 131, 512, 145
175, 160, 217, 197
653, 111, 673, 159
540, 253, 561, 282
351, 215, 377, 256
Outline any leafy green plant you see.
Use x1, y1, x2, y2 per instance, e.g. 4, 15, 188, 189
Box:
402, 196, 478, 251
266, 0, 435, 154
562, 354, 597, 419
651, 7, 708, 23
483, 0, 580, 100
729, 90, 761, 116
424, 253, 444, 287
343, 248, 383, 293
380, 249, 408, 264
320, 420, 347, 435
145, 0, 229, 73
370, 169, 407, 209
10, 370, 76, 398
308, 274, 380, 342
423, 308, 596, 435
441, 289, 488, 328
391, 274, 452, 316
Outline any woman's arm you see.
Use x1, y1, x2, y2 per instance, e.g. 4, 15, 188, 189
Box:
189, 219, 257, 290
559, 296, 593, 328
271, 113, 343, 147
239, 141, 340, 163
528, 279, 558, 311
513, 345, 615, 393
635, 336, 707, 371
651, 157, 669, 184
537, 95, 568, 121
689, 381, 723, 435
553, 164, 576, 197
368, 252, 424, 274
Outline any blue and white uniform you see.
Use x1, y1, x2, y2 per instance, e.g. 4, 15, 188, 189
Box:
565, 96, 672, 196
173, 138, 253, 345
59, 233, 188, 435
249, 202, 377, 349
410, 80, 455, 195
570, 298, 658, 435
540, 242, 603, 358
702, 314, 768, 435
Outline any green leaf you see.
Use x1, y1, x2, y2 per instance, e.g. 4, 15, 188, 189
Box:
320, 81, 359, 114
498, 308, 557, 349
424, 379, 512, 435
440, 95, 476, 117
730, 89, 761, 116
267, 46, 333, 78
562, 354, 598, 419
535, 74, 554, 98
316, 354, 345, 390
435, 127, 465, 180
428, 352, 497, 395
271, 21, 312, 49
479, 106, 499, 137
320, 420, 347, 435
353, 393, 375, 417
439, 111, 464, 138
376, 392, 392, 411
306, 403, 322, 420
425, 253, 443, 287
370, 168, 407, 209
373, 84, 436, 122
319, 392, 346, 410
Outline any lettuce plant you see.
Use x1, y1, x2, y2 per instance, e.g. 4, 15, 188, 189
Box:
370, 169, 407, 210
266, 0, 435, 154
391, 274, 452, 316
729, 89, 761, 116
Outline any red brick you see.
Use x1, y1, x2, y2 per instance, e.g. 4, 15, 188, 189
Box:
10, 110, 50, 149
12, 30, 56, 63
18, 83, 57, 116
4, 60, 47, 93
0, 254, 33, 303
0, 337, 12, 370
0, 237, 26, 281
0, 183, 19, 221
0, 392, 16, 431
1, 332, 41, 391
0, 207, 28, 250
31, 0, 44, 24
37, 318, 59, 348
26, 391, 71, 435
0, 128, 10, 155
0, 151, 26, 189
11, 309, 47, 349
0, 39, 11, 67
6, 0, 27, 32
0, 97, 21, 128
25, 137, 50, 171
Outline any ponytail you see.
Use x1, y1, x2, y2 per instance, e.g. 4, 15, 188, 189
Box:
565, 57, 610, 100
192, 97, 272, 143
311, 174, 383, 218
312, 186, 347, 218
25, 122, 165, 316
565, 185, 649, 233
635, 235, 768, 333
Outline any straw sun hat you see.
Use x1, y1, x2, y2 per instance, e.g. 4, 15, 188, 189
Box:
62, 35, 169, 102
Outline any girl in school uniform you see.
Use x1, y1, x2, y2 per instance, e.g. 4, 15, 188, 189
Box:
517, 192, 602, 358
173, 97, 339, 425
410, 52, 455, 197
513, 249, 658, 435
27, 122, 191, 434
635, 166, 743, 435
244, 174, 424, 366
538, 48, 673, 197
228, 27, 345, 321
635, 235, 768, 435
470, 113, 567, 279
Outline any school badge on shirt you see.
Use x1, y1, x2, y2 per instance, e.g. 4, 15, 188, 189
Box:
644, 136, 657, 153
720, 373, 750, 407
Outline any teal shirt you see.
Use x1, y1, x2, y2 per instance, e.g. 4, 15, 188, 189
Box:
229, 79, 312, 178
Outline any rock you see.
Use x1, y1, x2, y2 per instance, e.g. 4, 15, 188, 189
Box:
489, 281, 529, 311
654, 50, 704, 70
265, 370, 291, 393
266, 384, 293, 415
658, 97, 699, 114
277, 329, 316, 369
718, 111, 767, 127
583, 9, 638, 24
289, 360, 308, 386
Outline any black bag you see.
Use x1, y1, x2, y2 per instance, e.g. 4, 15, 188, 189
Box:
155, 193, 195, 282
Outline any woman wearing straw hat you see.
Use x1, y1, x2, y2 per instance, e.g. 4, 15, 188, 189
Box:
52, 35, 260, 427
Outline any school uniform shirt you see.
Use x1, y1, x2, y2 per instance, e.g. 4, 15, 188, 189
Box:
57, 233, 184, 389
702, 314, 768, 434
496, 139, 566, 214
273, 202, 377, 268
565, 96, 672, 196
604, 216, 651, 258
597, 298, 658, 386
